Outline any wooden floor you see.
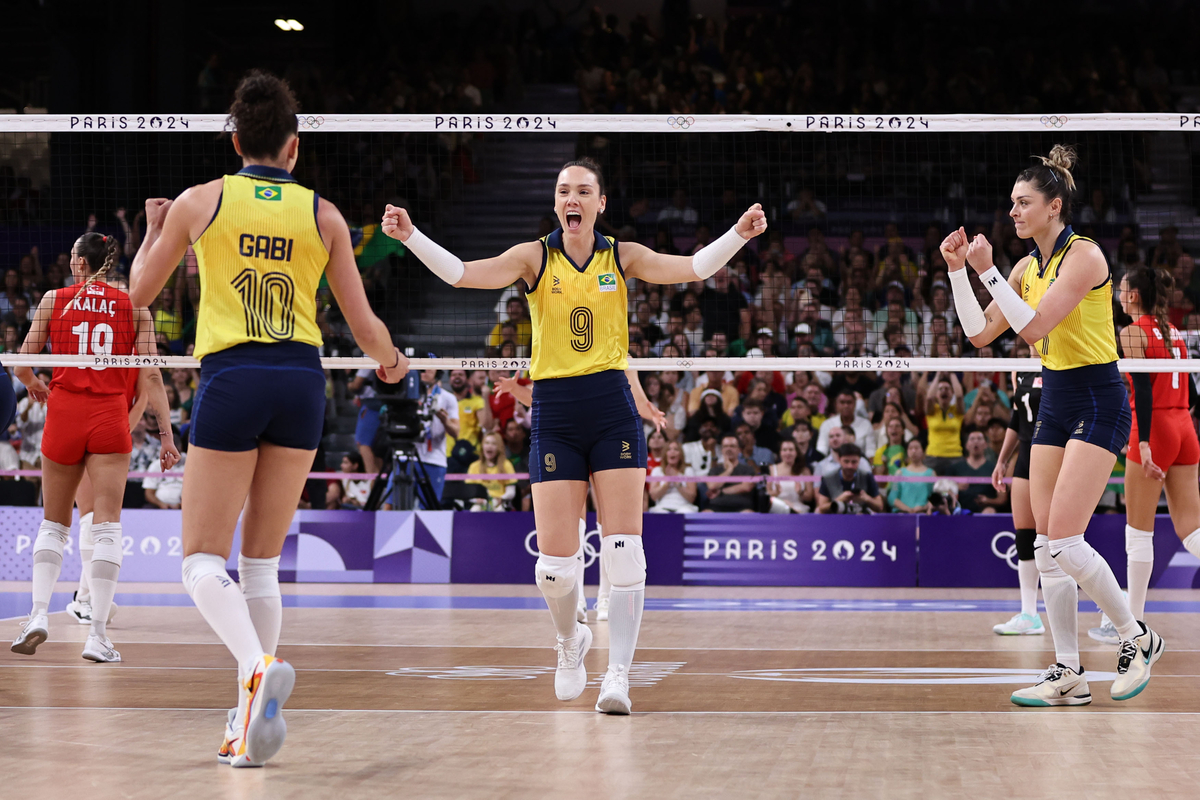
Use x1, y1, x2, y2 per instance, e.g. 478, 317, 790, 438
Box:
4, 582, 1200, 799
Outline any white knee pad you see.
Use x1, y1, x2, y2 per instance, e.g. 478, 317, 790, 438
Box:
182, 552, 232, 596
91, 522, 123, 568
1050, 534, 1101, 581
601, 535, 646, 591
1033, 534, 1064, 576
239, 554, 281, 600
1126, 524, 1154, 563
79, 512, 94, 549
33, 520, 70, 557
535, 553, 578, 599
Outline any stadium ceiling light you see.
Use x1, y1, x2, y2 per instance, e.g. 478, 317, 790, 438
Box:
274, 18, 290, 30
286, 19, 304, 30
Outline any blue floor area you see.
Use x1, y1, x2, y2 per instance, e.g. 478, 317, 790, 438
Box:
5, 592, 1200, 620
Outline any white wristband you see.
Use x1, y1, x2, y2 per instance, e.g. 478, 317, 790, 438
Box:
692, 224, 747, 280
404, 227, 465, 286
949, 268, 987, 337
979, 266, 1036, 333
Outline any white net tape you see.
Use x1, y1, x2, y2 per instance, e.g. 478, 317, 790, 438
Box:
1, 112, 1199, 133
1, 354, 1194, 374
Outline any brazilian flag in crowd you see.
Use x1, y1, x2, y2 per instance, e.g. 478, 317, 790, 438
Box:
352, 223, 406, 269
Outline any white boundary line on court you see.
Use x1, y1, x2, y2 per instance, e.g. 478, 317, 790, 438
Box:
3, 706, 1200, 716
6, 638, 1197, 652
4, 665, 1199, 679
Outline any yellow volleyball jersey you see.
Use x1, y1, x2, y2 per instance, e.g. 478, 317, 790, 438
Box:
192, 165, 327, 359
526, 229, 629, 380
1020, 226, 1117, 371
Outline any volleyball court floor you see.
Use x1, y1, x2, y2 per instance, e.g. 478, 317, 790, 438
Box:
3, 582, 1200, 799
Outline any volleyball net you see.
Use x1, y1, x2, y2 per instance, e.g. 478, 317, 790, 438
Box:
0, 113, 1197, 503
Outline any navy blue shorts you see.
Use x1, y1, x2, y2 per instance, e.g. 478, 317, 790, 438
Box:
190, 342, 326, 452
1032, 362, 1131, 457
529, 370, 646, 483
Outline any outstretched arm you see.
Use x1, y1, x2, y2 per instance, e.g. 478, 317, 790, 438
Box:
135, 308, 180, 470
381, 204, 540, 290
622, 204, 767, 284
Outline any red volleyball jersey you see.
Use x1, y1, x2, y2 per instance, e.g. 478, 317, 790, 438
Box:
1130, 314, 1188, 411
48, 282, 138, 396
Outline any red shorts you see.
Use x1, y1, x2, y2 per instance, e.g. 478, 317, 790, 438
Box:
40, 388, 132, 466
1128, 408, 1200, 468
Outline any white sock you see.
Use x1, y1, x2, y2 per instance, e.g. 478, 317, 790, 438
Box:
1018, 559, 1040, 617
182, 553, 265, 677
608, 588, 644, 670
1051, 533, 1139, 640
76, 512, 94, 603
31, 520, 70, 617
536, 553, 581, 639
1035, 534, 1080, 672
88, 521, 123, 639
88, 560, 119, 639
1125, 524, 1155, 621
239, 555, 282, 656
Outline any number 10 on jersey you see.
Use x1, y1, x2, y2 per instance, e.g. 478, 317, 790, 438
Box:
232, 268, 296, 341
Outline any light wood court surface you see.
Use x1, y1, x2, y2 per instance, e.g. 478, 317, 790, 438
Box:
4, 582, 1200, 799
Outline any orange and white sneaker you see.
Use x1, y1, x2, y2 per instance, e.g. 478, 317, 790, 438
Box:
219, 655, 296, 767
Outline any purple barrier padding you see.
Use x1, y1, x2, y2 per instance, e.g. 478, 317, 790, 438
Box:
918, 514, 1184, 588
447, 512, 685, 586
681, 514, 917, 586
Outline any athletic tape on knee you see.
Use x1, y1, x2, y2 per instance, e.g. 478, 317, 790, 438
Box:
90, 522, 123, 567
33, 520, 70, 556
1033, 534, 1066, 577
182, 552, 233, 596
79, 512, 94, 549
535, 553, 578, 599
1125, 524, 1154, 563
238, 554, 281, 600
1015, 528, 1036, 562
601, 535, 646, 591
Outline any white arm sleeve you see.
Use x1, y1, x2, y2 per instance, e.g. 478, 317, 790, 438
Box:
948, 268, 987, 337
692, 225, 747, 280
979, 266, 1036, 333
403, 227, 465, 286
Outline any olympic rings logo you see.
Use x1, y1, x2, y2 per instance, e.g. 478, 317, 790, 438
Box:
667, 115, 696, 130
676, 359, 694, 368
525, 529, 601, 567
991, 531, 1019, 570
1040, 115, 1068, 128
298, 115, 326, 129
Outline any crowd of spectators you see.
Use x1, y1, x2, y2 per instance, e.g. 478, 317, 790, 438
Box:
573, 4, 1194, 117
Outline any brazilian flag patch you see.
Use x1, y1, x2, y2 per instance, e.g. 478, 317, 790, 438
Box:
254, 185, 282, 201
598, 272, 617, 292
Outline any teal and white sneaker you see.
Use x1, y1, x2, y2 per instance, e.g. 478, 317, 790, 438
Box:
993, 612, 1045, 635
1011, 663, 1092, 707
1088, 613, 1119, 645
1110, 622, 1165, 701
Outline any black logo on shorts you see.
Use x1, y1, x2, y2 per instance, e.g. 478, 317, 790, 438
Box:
1074, 420, 1086, 436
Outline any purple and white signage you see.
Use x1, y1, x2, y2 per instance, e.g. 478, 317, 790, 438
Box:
682, 514, 917, 586
918, 514, 1185, 588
